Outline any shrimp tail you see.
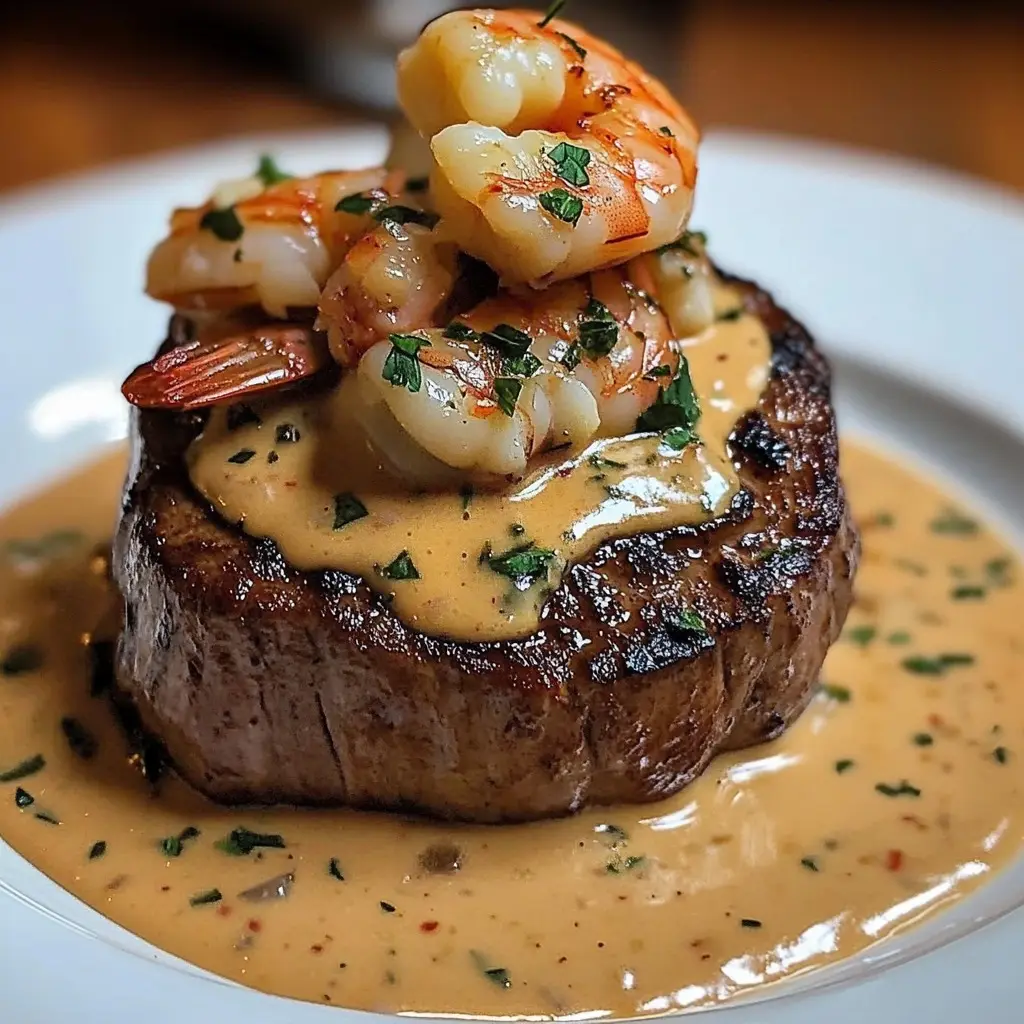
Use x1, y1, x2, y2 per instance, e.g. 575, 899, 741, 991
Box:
122, 325, 331, 410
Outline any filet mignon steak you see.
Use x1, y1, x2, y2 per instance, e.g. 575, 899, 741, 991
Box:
113, 273, 859, 823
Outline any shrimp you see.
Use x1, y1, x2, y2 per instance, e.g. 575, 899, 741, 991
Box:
145, 165, 417, 319
631, 229, 716, 339
316, 219, 459, 368
122, 321, 330, 410
351, 261, 678, 485
396, 8, 700, 287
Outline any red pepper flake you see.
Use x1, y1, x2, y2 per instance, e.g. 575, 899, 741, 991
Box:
556, 466, 573, 478
217, 904, 233, 917
927, 713, 945, 729
420, 920, 440, 933
248, 918, 262, 933
885, 849, 904, 871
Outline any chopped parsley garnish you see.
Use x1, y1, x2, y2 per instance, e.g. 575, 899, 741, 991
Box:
480, 323, 532, 357
382, 333, 430, 393
374, 205, 439, 228
216, 827, 286, 856
35, 810, 59, 825
656, 229, 707, 257
913, 732, 934, 746
406, 176, 429, 192
381, 551, 420, 581
227, 404, 261, 430
443, 320, 479, 342
15, 787, 34, 808
717, 307, 744, 322
227, 449, 256, 465
537, 0, 566, 29
800, 856, 820, 872
845, 625, 877, 647
994, 746, 1009, 764
930, 508, 978, 535
460, 484, 474, 513
740, 918, 762, 929
267, 451, 279, 464
645, 364, 673, 379
539, 187, 584, 226
335, 191, 381, 215
333, 492, 368, 530
636, 355, 700, 433
660, 426, 696, 451
557, 31, 586, 59
0, 753, 45, 783
607, 854, 647, 874
901, 653, 975, 675
60, 717, 97, 760
821, 683, 851, 703
1, 644, 43, 676
887, 631, 911, 645
275, 423, 300, 444
486, 542, 556, 591
834, 759, 855, 774
666, 608, 708, 639
588, 453, 627, 471
160, 826, 200, 858
88, 841, 107, 860
876, 780, 921, 798
380, 900, 397, 913
199, 206, 244, 242
546, 140, 590, 188
504, 352, 542, 377
873, 511, 894, 526
951, 585, 985, 600
190, 888, 223, 907
577, 298, 619, 357
470, 950, 512, 989
255, 154, 292, 187
494, 377, 523, 417
328, 857, 345, 881
659, 126, 674, 137
594, 823, 629, 844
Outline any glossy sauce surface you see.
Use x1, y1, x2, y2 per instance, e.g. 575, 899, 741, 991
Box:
0, 443, 1022, 1017
187, 289, 770, 641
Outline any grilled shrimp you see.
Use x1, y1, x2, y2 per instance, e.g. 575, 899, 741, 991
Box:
397, 7, 699, 287
352, 261, 678, 485
146, 165, 415, 318
316, 219, 459, 367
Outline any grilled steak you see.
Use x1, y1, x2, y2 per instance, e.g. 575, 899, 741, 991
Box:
113, 273, 859, 823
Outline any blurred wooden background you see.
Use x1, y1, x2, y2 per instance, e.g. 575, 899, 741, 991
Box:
1, 0, 1022, 193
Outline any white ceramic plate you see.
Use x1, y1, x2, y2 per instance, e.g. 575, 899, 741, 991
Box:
1, 128, 1023, 1022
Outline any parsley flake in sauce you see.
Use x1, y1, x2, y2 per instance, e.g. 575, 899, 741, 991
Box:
374, 205, 439, 228
913, 732, 934, 747
216, 827, 286, 856
199, 206, 244, 242
875, 780, 921, 798
800, 856, 820, 872
577, 298, 619, 357
380, 900, 397, 913
470, 949, 512, 989
656, 229, 707, 257
60, 716, 97, 760
930, 508, 979, 535
0, 753, 45, 783
255, 154, 293, 187
740, 918, 762, 929
227, 449, 257, 465
845, 625, 877, 647
994, 746, 1010, 764
88, 841, 107, 860
444, 320, 480, 342
335, 192, 381, 215
333, 492, 368, 530
636, 355, 700, 434
160, 826, 200, 858
901, 653, 975, 675
487, 542, 556, 591
480, 323, 532, 357
539, 188, 584, 226
834, 759, 855, 774
190, 888, 223, 907
1, 644, 43, 676
820, 683, 851, 703
328, 858, 345, 881
381, 551, 420, 581
275, 423, 300, 444
382, 333, 431, 393
14, 787, 34, 808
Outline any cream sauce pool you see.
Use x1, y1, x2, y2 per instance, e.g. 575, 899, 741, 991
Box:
186, 290, 770, 642
0, 443, 1022, 1017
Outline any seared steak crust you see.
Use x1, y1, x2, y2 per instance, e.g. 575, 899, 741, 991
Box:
113, 274, 859, 822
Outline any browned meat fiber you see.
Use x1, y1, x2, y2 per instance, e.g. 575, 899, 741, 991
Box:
113, 273, 859, 823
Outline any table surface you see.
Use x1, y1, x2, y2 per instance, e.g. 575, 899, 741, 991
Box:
2, 2, 1022, 195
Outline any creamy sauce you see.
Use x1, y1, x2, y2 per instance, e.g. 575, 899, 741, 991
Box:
187, 291, 771, 641
1, 443, 1023, 1016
